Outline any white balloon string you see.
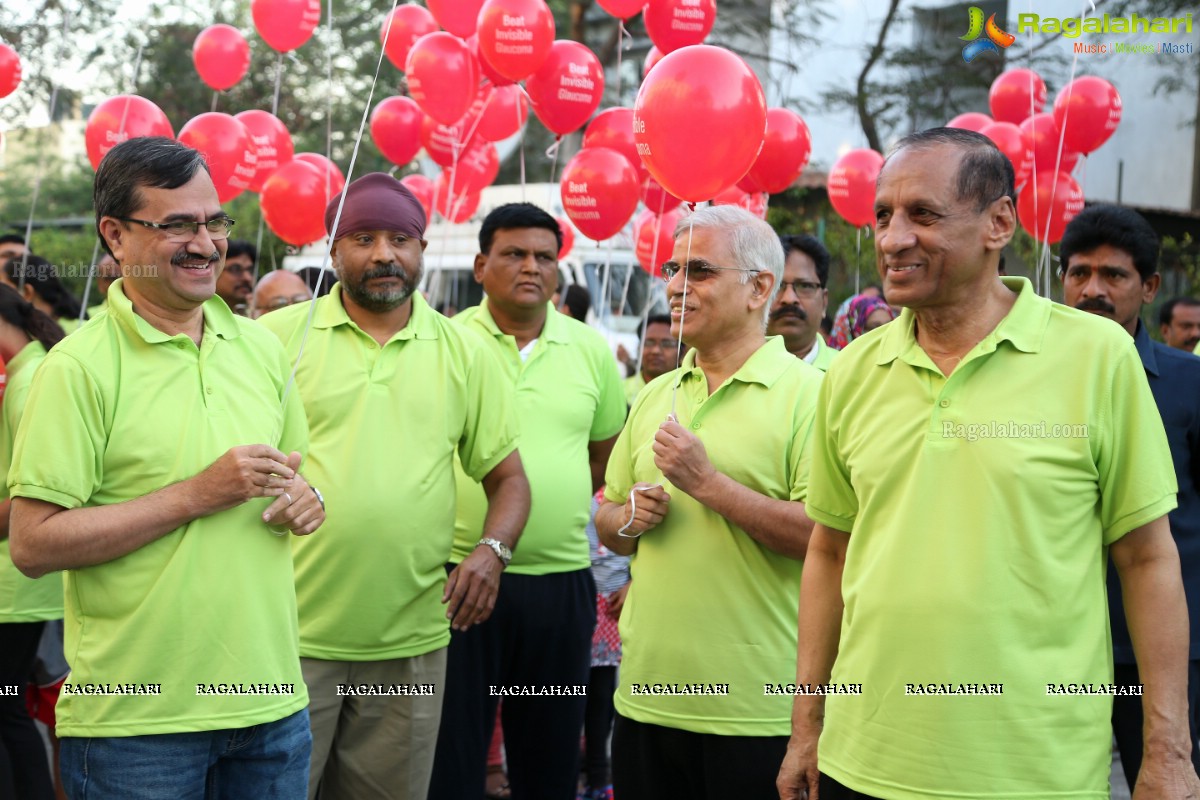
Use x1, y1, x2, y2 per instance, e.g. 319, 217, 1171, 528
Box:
616, 484, 659, 538
272, 51, 284, 115
211, 91, 218, 112
599, 239, 613, 322
616, 250, 634, 318
614, 20, 625, 104
670, 210, 694, 421
1038, 10, 1083, 297
854, 225, 862, 295
276, 0, 401, 443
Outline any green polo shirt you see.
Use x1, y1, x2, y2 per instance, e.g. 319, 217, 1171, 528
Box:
807, 277, 1177, 798
0, 341, 62, 622
260, 288, 518, 661
451, 300, 625, 574
809, 334, 838, 372
623, 373, 646, 406
8, 280, 310, 737
604, 337, 821, 735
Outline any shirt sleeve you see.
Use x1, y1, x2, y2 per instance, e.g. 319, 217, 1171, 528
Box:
788, 371, 822, 503
458, 338, 519, 482
9, 352, 105, 510
803, 365, 857, 533
0, 369, 24, 502
1097, 343, 1178, 544
590, 338, 628, 442
602, 417, 636, 505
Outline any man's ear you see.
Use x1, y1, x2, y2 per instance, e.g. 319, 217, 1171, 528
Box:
749, 270, 775, 310
97, 218, 128, 263
985, 197, 1017, 252
473, 253, 487, 285
1142, 272, 1161, 305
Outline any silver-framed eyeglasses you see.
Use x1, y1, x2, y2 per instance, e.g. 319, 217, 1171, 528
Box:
120, 216, 237, 242
660, 259, 760, 282
777, 279, 823, 297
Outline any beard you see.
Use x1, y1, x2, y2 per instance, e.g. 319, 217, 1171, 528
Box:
340, 260, 423, 313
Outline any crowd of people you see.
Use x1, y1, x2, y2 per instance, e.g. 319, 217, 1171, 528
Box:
0, 127, 1199, 800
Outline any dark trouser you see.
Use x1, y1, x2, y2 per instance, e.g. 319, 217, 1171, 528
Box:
611, 713, 788, 800
817, 772, 885, 800
429, 567, 595, 800
583, 665, 617, 789
0, 621, 54, 800
1112, 659, 1200, 789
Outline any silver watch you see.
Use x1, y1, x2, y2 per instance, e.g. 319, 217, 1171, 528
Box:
476, 537, 512, 568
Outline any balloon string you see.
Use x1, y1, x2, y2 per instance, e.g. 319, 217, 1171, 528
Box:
19, 8, 73, 294
854, 226, 862, 295
614, 20, 626, 104
79, 39, 142, 319
272, 52, 284, 116
276, 0, 401, 444
599, 239, 614, 324
211, 91, 218, 112
1038, 15, 1082, 297
670, 208, 695, 421
325, 0, 335, 198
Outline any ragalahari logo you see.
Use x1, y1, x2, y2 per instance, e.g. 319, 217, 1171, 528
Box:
961, 7, 1015, 62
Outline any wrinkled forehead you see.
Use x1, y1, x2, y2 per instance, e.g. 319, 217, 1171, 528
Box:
877, 145, 964, 207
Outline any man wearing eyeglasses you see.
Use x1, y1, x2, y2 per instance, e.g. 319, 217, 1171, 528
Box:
216, 239, 257, 315
768, 234, 837, 372
624, 313, 683, 405
251, 269, 312, 319
7, 136, 324, 799
595, 204, 821, 800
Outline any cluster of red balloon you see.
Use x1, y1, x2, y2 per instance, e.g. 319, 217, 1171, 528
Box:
0, 43, 21, 100
950, 69, 1120, 243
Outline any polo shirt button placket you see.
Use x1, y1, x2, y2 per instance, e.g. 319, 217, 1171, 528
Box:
939, 399, 950, 408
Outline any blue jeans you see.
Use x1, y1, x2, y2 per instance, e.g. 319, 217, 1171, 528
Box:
60, 708, 311, 800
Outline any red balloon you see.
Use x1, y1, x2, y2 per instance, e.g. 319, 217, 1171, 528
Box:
740, 108, 810, 194
635, 208, 681, 277
193, 25, 250, 91
980, 121, 1028, 184
476, 84, 528, 141
557, 216, 575, 259
178, 113, 257, 203
583, 107, 645, 180
644, 0, 715, 53
406, 33, 480, 126
84, 95, 174, 171
450, 141, 500, 193
400, 174, 435, 221
1019, 112, 1075, 178
0, 43, 20, 100
420, 115, 474, 167
235, 110, 294, 192
640, 176, 682, 214
526, 40, 605, 136
477, 0, 555, 82
470, 34, 514, 87
293, 152, 346, 198
427, 0, 486, 38
560, 147, 640, 241
371, 96, 424, 166
1017, 170, 1084, 244
827, 148, 883, 228
634, 45, 766, 203
261, 160, 329, 245
1053, 76, 1121, 155
643, 45, 664, 77
599, 0, 646, 19
381, 5, 439, 72
989, 68, 1046, 125
252, 0, 321, 53
434, 173, 481, 223
946, 112, 993, 133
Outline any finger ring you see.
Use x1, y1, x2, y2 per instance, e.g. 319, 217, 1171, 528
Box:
283, 492, 293, 505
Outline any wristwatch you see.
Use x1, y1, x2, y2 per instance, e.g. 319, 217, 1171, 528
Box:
476, 537, 512, 568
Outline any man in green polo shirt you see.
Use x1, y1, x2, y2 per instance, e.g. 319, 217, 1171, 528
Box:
7, 137, 324, 800
429, 203, 626, 800
594, 204, 820, 800
768, 233, 837, 371
623, 313, 682, 405
260, 172, 530, 800
778, 128, 1200, 799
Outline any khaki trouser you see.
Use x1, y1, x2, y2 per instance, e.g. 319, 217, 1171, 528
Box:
303, 648, 447, 800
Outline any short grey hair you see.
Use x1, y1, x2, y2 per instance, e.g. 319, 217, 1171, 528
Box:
673, 204, 784, 326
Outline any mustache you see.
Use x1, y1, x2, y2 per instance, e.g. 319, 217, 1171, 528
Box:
173, 250, 220, 266
770, 304, 807, 322
1074, 298, 1115, 315
362, 263, 408, 281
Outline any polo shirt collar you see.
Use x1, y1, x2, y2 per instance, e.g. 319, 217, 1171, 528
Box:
1133, 320, 1159, 377
474, 299, 568, 344
311, 284, 439, 341
678, 336, 792, 389
875, 276, 1048, 366
108, 278, 241, 345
